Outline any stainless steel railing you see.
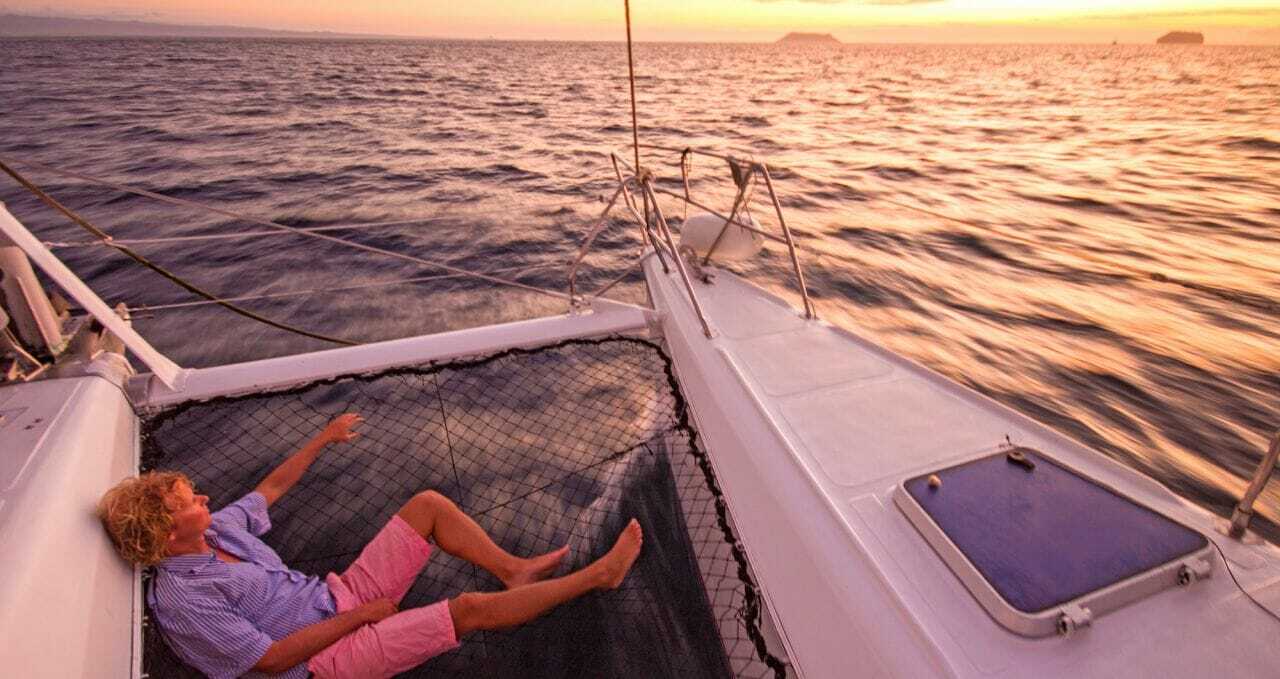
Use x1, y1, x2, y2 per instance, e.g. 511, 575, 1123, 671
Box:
568, 146, 815, 335
6, 148, 813, 346
1228, 430, 1280, 539
646, 146, 814, 319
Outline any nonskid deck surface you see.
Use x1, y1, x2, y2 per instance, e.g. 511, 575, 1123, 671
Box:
139, 338, 784, 679
648, 262, 1280, 678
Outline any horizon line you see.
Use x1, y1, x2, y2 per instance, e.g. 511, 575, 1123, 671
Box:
3, 12, 1277, 46
7, 35, 1279, 47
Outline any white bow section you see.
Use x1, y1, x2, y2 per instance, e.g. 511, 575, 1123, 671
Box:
0, 203, 188, 389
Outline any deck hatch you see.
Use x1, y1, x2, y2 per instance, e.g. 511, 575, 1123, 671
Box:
895, 447, 1212, 637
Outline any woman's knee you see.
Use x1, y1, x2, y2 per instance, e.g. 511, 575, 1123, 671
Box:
410, 489, 449, 511
397, 490, 450, 535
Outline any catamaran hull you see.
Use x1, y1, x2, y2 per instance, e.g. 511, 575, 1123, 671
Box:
645, 254, 1280, 678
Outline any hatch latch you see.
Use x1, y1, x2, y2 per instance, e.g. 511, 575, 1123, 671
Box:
1177, 557, 1212, 586
1055, 604, 1093, 637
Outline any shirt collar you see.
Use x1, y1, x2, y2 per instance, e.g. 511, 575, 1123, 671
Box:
157, 527, 225, 574
157, 550, 218, 575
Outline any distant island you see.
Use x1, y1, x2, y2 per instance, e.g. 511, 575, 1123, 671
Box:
777, 32, 840, 45
1157, 31, 1204, 44
0, 14, 404, 39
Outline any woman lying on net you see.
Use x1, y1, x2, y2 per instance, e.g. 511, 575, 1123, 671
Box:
97, 413, 644, 679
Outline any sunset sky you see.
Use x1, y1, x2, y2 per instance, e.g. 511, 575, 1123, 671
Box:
6, 1, 1280, 43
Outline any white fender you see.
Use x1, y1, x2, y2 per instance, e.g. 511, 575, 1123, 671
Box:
678, 212, 765, 261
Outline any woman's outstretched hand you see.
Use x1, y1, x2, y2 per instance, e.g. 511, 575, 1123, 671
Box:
256, 413, 365, 507
322, 413, 364, 444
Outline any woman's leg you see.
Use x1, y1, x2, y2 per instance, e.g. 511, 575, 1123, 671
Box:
448, 519, 643, 636
397, 490, 567, 588
310, 520, 644, 679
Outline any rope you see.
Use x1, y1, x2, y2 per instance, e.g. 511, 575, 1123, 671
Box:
592, 250, 654, 299
43, 199, 605, 249
130, 262, 564, 314
44, 218, 435, 248
0, 159, 360, 346
3, 158, 575, 303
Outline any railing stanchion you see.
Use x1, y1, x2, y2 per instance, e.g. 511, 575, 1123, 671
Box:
612, 153, 670, 274
642, 179, 715, 338
761, 163, 816, 320
636, 190, 671, 275
1228, 430, 1280, 539
680, 148, 693, 222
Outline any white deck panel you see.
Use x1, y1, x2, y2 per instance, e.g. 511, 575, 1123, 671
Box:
737, 325, 891, 397
0, 377, 138, 679
777, 378, 1012, 487
646, 259, 1280, 678
694, 275, 807, 339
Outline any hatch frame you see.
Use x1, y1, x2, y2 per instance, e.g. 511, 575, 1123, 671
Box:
893, 445, 1215, 638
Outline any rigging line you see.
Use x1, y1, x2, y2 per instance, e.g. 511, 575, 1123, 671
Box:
0, 159, 359, 347
45, 218, 434, 248
634, 143, 1081, 236
633, 142, 1023, 230
591, 250, 655, 299
624, 0, 643, 178
1210, 539, 1280, 626
43, 197, 608, 249
130, 262, 565, 313
4, 158, 574, 302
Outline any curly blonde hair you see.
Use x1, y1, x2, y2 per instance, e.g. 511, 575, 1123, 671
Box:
97, 471, 192, 566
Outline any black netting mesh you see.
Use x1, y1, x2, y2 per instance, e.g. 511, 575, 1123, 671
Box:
139, 338, 787, 679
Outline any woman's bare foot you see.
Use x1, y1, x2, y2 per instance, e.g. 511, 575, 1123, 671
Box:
592, 519, 643, 590
504, 545, 570, 589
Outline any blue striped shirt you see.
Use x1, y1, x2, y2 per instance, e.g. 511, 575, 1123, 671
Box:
150, 492, 337, 679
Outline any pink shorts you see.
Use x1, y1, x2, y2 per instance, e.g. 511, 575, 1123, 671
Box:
307, 515, 459, 679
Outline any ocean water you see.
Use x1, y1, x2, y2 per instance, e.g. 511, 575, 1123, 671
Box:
1, 38, 1278, 535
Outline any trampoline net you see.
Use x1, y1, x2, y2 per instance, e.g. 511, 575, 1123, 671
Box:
140, 337, 786, 679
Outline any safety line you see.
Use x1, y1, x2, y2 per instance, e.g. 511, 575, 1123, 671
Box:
0, 159, 360, 346
4, 158, 574, 302
130, 262, 564, 313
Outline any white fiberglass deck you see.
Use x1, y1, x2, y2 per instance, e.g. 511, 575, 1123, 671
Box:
0, 376, 139, 679
646, 258, 1280, 678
